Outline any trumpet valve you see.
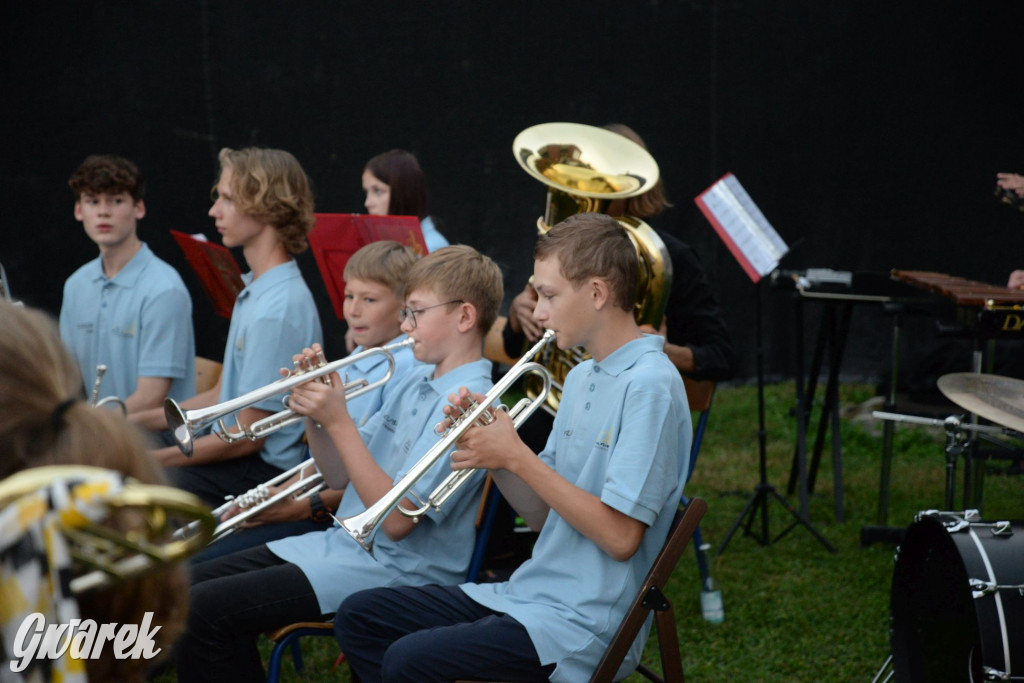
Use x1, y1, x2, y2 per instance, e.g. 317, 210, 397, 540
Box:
314, 349, 333, 386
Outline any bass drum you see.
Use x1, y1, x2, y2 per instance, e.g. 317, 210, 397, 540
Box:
891, 512, 1024, 682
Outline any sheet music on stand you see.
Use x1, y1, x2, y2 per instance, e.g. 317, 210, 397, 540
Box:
695, 173, 789, 282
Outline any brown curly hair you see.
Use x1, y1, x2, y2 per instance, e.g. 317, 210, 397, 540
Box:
68, 155, 146, 201
215, 147, 315, 254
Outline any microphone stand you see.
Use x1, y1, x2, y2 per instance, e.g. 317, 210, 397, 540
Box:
718, 278, 836, 555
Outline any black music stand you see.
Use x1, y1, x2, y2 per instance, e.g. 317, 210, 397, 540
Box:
717, 280, 837, 555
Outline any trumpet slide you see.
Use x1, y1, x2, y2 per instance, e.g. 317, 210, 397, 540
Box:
165, 337, 414, 456
340, 330, 554, 555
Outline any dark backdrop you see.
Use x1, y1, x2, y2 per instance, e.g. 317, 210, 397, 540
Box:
3, 1, 1022, 381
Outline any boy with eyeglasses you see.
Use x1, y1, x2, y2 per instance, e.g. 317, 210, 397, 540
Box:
173, 245, 503, 682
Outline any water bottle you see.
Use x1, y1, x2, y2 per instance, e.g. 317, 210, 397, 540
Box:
698, 543, 724, 623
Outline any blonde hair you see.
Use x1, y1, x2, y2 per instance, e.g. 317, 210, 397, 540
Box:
215, 147, 315, 254
344, 240, 418, 300
534, 213, 638, 313
0, 301, 188, 681
404, 245, 503, 336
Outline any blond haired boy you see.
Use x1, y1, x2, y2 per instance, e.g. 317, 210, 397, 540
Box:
137, 147, 323, 507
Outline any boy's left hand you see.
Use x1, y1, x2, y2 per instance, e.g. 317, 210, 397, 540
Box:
287, 343, 350, 428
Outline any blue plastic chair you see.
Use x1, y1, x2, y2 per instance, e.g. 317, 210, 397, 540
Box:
265, 477, 504, 682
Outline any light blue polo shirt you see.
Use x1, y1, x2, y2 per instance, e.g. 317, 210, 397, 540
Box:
461, 335, 691, 683
344, 334, 422, 428
217, 259, 322, 470
59, 243, 195, 403
420, 216, 449, 253
268, 357, 494, 614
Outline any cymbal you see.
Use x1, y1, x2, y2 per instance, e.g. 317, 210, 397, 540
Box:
937, 373, 1024, 433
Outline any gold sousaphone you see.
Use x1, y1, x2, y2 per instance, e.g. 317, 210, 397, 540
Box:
513, 122, 673, 412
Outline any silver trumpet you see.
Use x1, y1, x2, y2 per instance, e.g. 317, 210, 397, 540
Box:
340, 330, 554, 555
173, 458, 324, 543
89, 365, 128, 416
165, 338, 414, 456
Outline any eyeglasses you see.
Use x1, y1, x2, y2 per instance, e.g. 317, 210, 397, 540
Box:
398, 300, 465, 328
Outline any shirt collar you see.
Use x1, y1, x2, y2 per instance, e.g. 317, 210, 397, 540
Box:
592, 334, 665, 377
237, 259, 299, 302
87, 243, 154, 287
423, 357, 492, 394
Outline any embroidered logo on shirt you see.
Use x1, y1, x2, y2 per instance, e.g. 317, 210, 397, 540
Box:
596, 429, 613, 449
382, 414, 398, 434
235, 335, 244, 353
112, 321, 137, 338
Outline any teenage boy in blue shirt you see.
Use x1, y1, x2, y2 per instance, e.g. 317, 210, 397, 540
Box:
335, 212, 693, 683
60, 154, 195, 413
172, 244, 503, 682
136, 147, 323, 507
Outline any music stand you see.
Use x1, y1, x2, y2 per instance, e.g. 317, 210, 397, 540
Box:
694, 174, 835, 555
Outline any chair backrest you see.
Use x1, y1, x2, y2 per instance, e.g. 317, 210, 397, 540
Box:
684, 380, 715, 484
589, 497, 708, 683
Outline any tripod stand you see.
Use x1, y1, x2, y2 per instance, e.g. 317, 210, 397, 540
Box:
718, 279, 836, 555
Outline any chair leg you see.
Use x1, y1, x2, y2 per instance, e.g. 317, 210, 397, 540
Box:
655, 607, 683, 683
266, 632, 296, 683
290, 635, 304, 673
691, 525, 709, 587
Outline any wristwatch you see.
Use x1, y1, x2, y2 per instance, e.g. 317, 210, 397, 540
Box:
309, 492, 334, 523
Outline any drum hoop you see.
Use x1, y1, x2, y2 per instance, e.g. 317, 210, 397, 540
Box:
966, 527, 1014, 676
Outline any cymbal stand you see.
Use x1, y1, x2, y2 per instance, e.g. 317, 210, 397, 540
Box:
871, 411, 1019, 510
718, 281, 837, 555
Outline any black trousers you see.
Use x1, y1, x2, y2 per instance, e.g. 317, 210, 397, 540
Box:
174, 545, 325, 682
335, 584, 554, 683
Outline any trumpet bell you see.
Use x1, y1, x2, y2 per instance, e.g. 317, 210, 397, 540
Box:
164, 398, 194, 455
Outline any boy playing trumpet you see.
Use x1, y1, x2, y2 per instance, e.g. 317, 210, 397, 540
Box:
335, 213, 693, 682
191, 240, 422, 562
174, 245, 502, 682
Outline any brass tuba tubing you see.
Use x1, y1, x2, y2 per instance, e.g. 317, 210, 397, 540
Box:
0, 465, 216, 594
340, 331, 554, 556
165, 338, 414, 456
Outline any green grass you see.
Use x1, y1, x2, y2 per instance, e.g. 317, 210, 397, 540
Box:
165, 382, 1024, 682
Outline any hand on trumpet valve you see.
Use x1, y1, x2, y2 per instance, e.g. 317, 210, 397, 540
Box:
441, 387, 521, 473
220, 483, 306, 527
284, 344, 350, 430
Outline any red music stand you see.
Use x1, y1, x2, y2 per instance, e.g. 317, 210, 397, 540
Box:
170, 230, 245, 319
308, 214, 426, 319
